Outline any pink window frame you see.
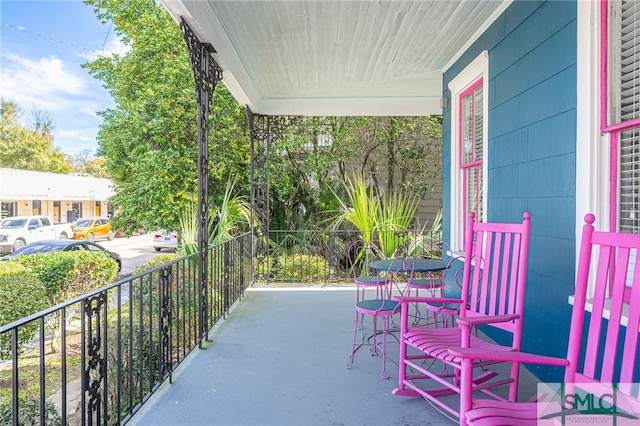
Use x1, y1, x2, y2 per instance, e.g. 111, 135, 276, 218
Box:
458, 77, 483, 238
601, 0, 640, 232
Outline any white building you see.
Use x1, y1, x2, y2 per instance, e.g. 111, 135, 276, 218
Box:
0, 168, 114, 223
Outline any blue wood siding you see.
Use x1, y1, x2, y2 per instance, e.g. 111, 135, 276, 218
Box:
442, 0, 577, 381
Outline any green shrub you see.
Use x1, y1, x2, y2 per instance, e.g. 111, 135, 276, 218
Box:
13, 251, 119, 304
0, 399, 61, 426
10, 251, 119, 353
105, 308, 161, 422
0, 263, 48, 358
274, 253, 331, 282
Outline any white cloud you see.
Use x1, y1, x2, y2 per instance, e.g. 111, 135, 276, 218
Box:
81, 36, 130, 61
1, 52, 89, 111
56, 127, 98, 143
1, 50, 114, 156
105, 38, 130, 57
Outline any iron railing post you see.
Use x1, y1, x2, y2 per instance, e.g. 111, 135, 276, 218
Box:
180, 19, 223, 345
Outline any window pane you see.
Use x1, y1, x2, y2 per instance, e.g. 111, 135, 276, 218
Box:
464, 165, 483, 222
461, 86, 483, 166
462, 94, 474, 164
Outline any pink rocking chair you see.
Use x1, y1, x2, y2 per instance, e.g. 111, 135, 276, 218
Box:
392, 212, 532, 421
451, 213, 640, 425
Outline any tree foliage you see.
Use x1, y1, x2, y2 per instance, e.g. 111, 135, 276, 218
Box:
72, 149, 109, 177
83, 0, 441, 235
84, 0, 249, 234
268, 115, 442, 231
0, 99, 73, 173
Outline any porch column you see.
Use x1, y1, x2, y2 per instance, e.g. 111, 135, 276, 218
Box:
247, 112, 301, 283
180, 19, 223, 341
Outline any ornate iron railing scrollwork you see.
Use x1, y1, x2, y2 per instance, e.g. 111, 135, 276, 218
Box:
82, 292, 107, 426
159, 265, 173, 381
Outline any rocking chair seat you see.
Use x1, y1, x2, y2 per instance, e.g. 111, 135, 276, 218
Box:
405, 328, 515, 363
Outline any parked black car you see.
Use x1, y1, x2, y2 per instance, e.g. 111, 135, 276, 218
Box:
0, 239, 121, 271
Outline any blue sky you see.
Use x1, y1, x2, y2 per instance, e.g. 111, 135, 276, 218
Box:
1, 0, 127, 157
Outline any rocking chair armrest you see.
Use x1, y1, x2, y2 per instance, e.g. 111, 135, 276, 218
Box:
456, 313, 519, 327
448, 347, 570, 367
393, 296, 463, 305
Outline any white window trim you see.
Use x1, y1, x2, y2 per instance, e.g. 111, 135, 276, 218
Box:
575, 0, 610, 302
576, 0, 608, 244
573, 0, 640, 319
448, 51, 489, 252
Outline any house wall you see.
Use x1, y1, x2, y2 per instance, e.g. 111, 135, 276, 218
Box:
342, 151, 443, 228
442, 0, 577, 381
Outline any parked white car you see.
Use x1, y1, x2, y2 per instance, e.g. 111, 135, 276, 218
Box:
152, 230, 178, 252
0, 216, 73, 255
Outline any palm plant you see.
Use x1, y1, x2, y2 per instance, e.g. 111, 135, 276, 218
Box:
403, 208, 443, 258
332, 173, 423, 260
331, 174, 378, 245
377, 190, 420, 258
178, 201, 198, 256
177, 177, 253, 256
209, 177, 253, 246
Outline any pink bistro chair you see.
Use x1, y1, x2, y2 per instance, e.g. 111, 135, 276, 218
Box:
404, 240, 451, 298
392, 212, 532, 421
404, 241, 463, 327
347, 257, 406, 379
451, 213, 640, 425
347, 238, 388, 302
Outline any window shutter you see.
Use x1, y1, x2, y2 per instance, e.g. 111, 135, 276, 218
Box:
619, 0, 640, 123
616, 0, 640, 233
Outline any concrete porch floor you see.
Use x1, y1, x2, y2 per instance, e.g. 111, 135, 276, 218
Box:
127, 287, 540, 426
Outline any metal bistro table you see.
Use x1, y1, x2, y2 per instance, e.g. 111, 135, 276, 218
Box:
369, 258, 448, 275
370, 258, 450, 322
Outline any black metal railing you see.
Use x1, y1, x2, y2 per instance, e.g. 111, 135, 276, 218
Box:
0, 228, 441, 425
253, 229, 442, 284
0, 233, 251, 426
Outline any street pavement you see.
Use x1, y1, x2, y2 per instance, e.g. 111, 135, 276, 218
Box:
98, 232, 175, 276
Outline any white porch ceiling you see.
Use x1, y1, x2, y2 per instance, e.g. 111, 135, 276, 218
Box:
160, 1, 511, 116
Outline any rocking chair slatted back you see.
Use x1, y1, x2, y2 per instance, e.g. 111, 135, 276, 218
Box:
573, 219, 640, 390
462, 212, 531, 338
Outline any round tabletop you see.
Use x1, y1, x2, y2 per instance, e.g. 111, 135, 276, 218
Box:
369, 258, 447, 273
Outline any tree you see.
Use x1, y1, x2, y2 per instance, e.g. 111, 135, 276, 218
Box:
267, 115, 442, 231
0, 99, 73, 173
84, 0, 250, 233
71, 149, 109, 177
